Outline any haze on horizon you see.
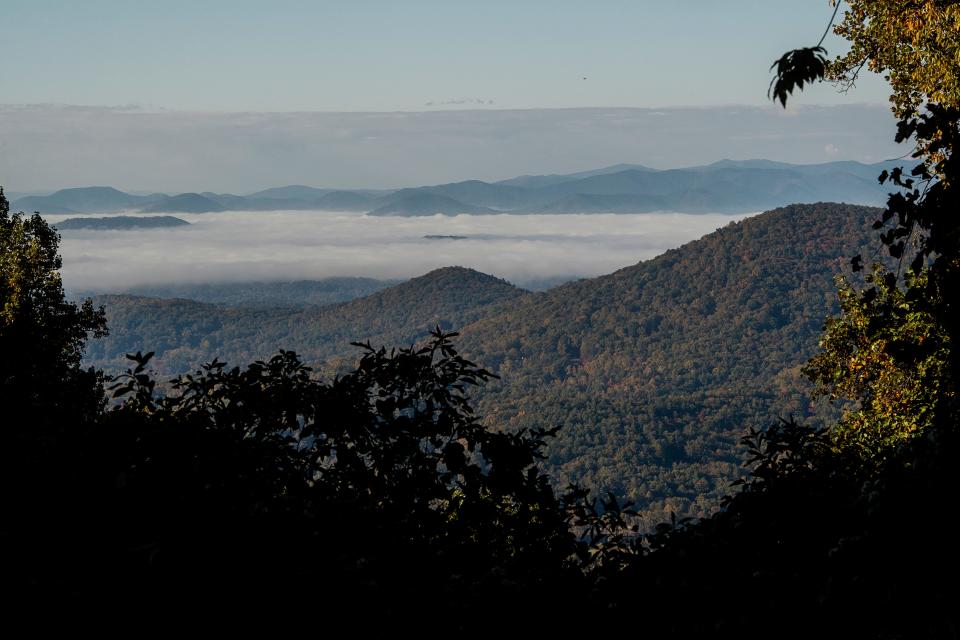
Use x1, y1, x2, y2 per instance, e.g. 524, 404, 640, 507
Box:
0, 2, 905, 292
2, 104, 904, 195
1, 2, 905, 195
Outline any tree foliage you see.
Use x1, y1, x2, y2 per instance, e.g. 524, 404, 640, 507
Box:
830, 0, 960, 117
805, 266, 952, 461
82, 334, 580, 620
84, 204, 881, 523
0, 188, 107, 422
768, 45, 828, 107
769, 2, 960, 461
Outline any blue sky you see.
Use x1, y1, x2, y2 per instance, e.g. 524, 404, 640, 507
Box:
3, 0, 890, 111
1, 2, 905, 193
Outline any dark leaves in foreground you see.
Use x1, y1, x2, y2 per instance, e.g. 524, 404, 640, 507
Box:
768, 46, 827, 107
92, 327, 580, 622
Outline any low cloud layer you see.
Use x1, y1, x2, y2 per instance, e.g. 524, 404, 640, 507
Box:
51, 210, 751, 292
0, 104, 903, 193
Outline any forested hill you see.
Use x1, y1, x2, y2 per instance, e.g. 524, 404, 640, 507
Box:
85, 266, 528, 375
454, 203, 879, 525
84, 203, 880, 524
103, 276, 398, 308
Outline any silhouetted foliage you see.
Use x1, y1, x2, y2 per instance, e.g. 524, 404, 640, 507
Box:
3, 191, 586, 626
769, 46, 828, 107
2, 273, 581, 626
1, 188, 107, 423
580, 416, 959, 638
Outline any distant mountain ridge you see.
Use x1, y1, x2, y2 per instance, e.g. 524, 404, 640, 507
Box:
13, 159, 908, 216
143, 193, 225, 213
369, 192, 497, 216
13, 187, 164, 215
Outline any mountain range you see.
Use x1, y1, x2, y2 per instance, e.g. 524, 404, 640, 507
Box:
83, 202, 880, 526
13, 159, 903, 216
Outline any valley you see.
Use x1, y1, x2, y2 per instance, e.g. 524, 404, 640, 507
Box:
84, 202, 878, 525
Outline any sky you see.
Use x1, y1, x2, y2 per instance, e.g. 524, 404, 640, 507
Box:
0, 104, 905, 193
0, 2, 905, 289
3, 1, 890, 111
1, 1, 904, 193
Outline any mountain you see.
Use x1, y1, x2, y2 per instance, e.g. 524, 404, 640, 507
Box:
496, 163, 658, 188
85, 266, 528, 375
400, 180, 533, 209
246, 185, 335, 200
82, 203, 880, 525
368, 193, 497, 216
372, 162, 892, 214
453, 202, 878, 525
11, 160, 901, 216
13, 186, 160, 214
313, 190, 379, 211
54, 216, 189, 230
697, 158, 911, 181
200, 192, 251, 209
523, 167, 882, 211
520, 193, 667, 214
111, 276, 399, 307
142, 193, 226, 213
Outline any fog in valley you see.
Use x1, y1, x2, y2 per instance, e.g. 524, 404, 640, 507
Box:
50, 210, 752, 293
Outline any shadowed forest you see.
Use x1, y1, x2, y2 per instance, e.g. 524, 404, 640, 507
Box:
2, 3, 959, 635
84, 202, 881, 528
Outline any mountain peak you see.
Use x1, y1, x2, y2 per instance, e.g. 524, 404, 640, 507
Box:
142, 193, 225, 213
368, 193, 495, 216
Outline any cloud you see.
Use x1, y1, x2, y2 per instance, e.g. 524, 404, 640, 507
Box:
0, 104, 903, 194
53, 210, 751, 292
425, 99, 495, 107
824, 143, 840, 156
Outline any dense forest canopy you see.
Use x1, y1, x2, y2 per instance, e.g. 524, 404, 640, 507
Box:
82, 203, 881, 524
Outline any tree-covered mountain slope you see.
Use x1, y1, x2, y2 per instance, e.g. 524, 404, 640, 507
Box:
85, 266, 529, 375
452, 203, 879, 524
83, 203, 879, 524
103, 276, 399, 308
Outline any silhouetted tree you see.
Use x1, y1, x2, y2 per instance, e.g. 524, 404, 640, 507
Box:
0, 187, 107, 424
1, 193, 585, 626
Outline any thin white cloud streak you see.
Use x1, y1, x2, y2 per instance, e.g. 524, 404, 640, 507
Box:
50, 211, 753, 292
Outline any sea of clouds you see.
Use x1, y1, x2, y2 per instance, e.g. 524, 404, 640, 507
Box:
48, 210, 754, 293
